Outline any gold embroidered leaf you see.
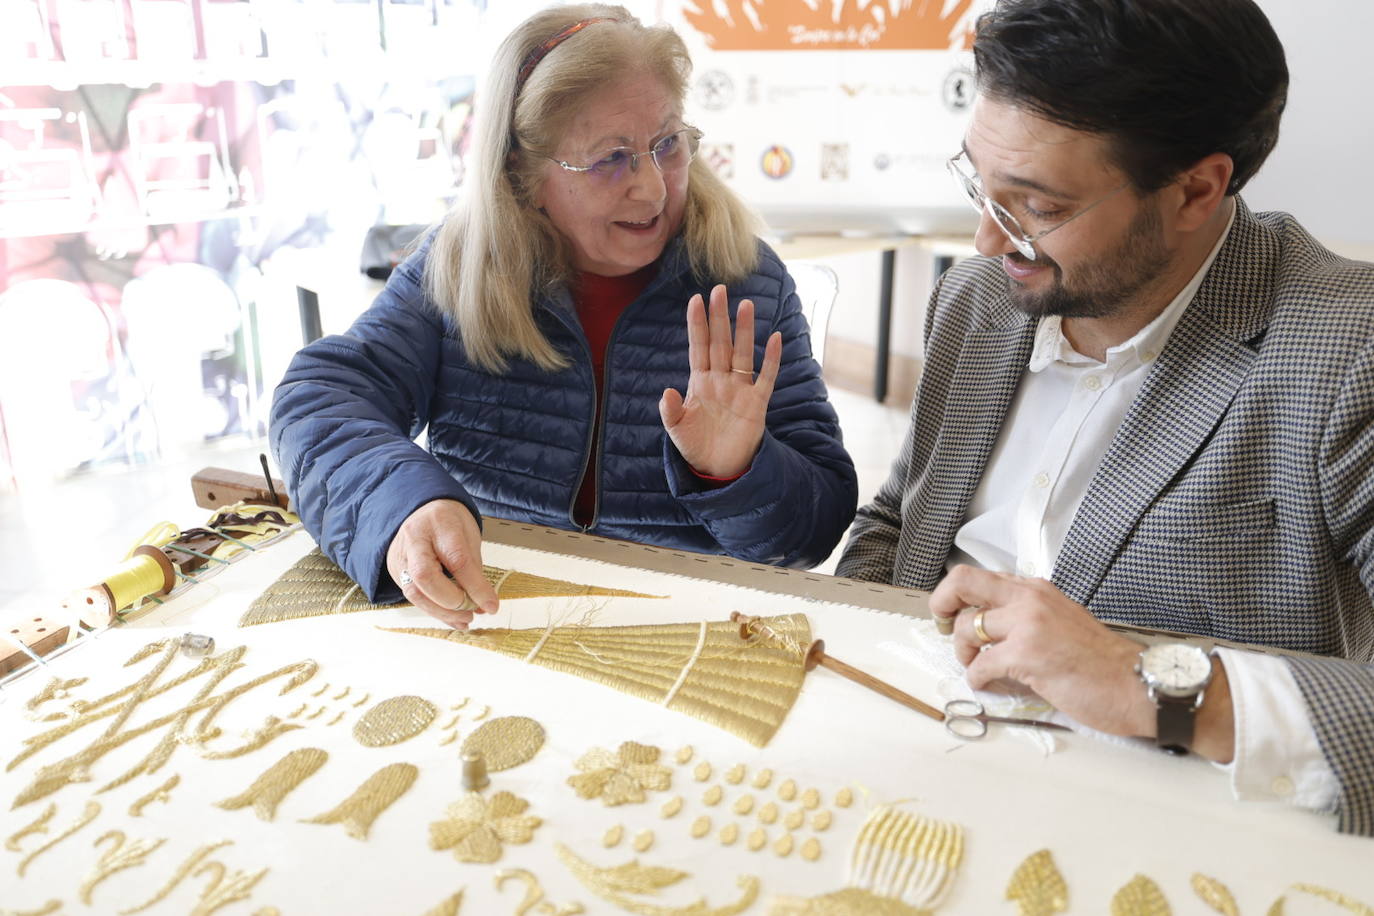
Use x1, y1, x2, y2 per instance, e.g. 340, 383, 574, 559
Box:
618, 741, 661, 766
589, 859, 689, 894
1191, 874, 1239, 915
490, 816, 542, 845
625, 763, 672, 792
568, 769, 616, 800
1111, 875, 1171, 916
1006, 849, 1068, 916
453, 826, 502, 864
486, 791, 532, 820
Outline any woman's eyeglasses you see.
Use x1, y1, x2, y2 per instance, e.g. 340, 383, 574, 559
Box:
550, 127, 702, 184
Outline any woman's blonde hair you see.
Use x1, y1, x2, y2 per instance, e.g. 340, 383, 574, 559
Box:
425, 4, 760, 373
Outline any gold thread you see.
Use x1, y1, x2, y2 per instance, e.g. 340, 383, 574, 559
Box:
353, 693, 371, 708
449, 698, 469, 711
1007, 850, 1069, 916
690, 816, 711, 839
216, 748, 328, 821
18, 801, 101, 877
555, 844, 759, 916
718, 823, 738, 846
702, 785, 723, 806
746, 828, 766, 851
188, 859, 270, 916
440, 713, 460, 730
633, 830, 655, 853
79, 830, 167, 904
429, 791, 542, 863
724, 764, 745, 785
5, 802, 56, 851
311, 682, 329, 697
332, 686, 351, 701
662, 621, 708, 708
421, 890, 464, 916
302, 762, 418, 839
117, 840, 231, 914
439, 731, 459, 746
758, 802, 778, 825
568, 743, 672, 806
660, 796, 683, 818
675, 746, 693, 765
603, 825, 624, 848
849, 806, 964, 910
287, 703, 306, 718
1110, 875, 1170, 916
471, 704, 491, 722
352, 696, 438, 747
812, 810, 832, 831
461, 717, 545, 771
128, 774, 180, 816
778, 779, 797, 801
495, 868, 584, 916
190, 716, 301, 759
327, 710, 345, 726
835, 787, 853, 808
732, 794, 754, 816
26, 676, 88, 711
1288, 883, 1374, 914
693, 762, 712, 782
306, 706, 325, 720
800, 837, 821, 861
751, 768, 773, 790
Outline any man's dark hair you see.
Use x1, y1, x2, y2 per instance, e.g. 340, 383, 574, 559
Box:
973, 0, 1288, 195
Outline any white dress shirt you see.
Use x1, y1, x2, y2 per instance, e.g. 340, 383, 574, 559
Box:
948, 201, 1339, 813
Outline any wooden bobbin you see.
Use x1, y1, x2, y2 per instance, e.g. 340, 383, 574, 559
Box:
64, 545, 176, 628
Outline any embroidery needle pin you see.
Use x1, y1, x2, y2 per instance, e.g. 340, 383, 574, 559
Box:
730, 612, 943, 722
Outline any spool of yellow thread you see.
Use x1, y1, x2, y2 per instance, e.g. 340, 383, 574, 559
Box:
64, 545, 175, 627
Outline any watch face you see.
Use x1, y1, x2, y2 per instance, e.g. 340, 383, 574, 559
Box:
1140, 643, 1212, 697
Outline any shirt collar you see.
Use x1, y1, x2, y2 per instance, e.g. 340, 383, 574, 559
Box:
1028, 198, 1238, 373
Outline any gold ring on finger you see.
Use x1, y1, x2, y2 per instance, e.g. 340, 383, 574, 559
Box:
972, 607, 994, 646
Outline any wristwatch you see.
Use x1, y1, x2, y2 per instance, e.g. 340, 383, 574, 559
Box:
1135, 642, 1213, 755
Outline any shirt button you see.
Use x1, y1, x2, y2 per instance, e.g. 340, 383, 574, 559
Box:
1142, 349, 1158, 362
1033, 472, 1050, 489
1017, 560, 1037, 576
1271, 775, 1295, 796
1083, 375, 1103, 391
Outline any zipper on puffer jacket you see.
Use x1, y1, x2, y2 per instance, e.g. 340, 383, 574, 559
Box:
568, 304, 633, 533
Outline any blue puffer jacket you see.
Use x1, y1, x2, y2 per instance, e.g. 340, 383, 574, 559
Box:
270, 234, 858, 602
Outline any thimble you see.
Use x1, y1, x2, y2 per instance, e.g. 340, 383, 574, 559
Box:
179, 633, 216, 657
461, 749, 490, 791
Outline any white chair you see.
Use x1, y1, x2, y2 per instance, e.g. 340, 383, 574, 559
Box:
786, 260, 840, 370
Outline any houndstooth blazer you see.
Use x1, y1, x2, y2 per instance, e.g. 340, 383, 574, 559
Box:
837, 200, 1374, 836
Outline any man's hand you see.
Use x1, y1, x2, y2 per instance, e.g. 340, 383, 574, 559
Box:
385, 499, 498, 629
659, 284, 782, 478
929, 565, 1234, 761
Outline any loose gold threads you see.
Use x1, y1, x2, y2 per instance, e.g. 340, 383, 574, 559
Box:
352, 696, 438, 747
461, 717, 545, 772
603, 825, 624, 848
5, 802, 56, 851
79, 830, 168, 904
18, 801, 101, 877
128, 774, 180, 816
217, 748, 329, 821
301, 762, 418, 840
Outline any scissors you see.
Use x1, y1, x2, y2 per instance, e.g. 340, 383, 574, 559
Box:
943, 699, 1073, 740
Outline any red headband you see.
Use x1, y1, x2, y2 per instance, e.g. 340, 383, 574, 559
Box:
515, 18, 614, 94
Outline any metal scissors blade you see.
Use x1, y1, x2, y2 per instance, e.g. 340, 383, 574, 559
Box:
943, 699, 1072, 740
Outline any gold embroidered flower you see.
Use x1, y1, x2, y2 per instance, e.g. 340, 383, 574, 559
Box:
428, 791, 542, 863
567, 741, 672, 806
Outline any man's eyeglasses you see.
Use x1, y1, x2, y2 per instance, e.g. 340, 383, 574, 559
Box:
550, 127, 702, 185
946, 150, 1127, 260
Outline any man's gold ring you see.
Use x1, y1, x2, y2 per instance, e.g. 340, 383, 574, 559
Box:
972, 607, 993, 646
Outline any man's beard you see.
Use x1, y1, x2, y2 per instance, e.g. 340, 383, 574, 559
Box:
1006, 201, 1171, 320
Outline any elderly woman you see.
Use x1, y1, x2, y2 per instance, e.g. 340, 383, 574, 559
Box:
271, 5, 857, 627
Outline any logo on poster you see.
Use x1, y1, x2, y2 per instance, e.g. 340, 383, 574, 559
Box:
702, 143, 735, 180
761, 146, 794, 180
820, 144, 849, 181
695, 71, 735, 111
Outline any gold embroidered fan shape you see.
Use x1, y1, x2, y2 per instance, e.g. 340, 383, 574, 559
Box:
384, 614, 812, 747
239, 548, 663, 627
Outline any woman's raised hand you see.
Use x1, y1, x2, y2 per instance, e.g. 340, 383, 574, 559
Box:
658, 284, 782, 478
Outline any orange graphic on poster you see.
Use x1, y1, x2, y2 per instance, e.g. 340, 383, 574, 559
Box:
683, 0, 978, 51
761, 145, 793, 179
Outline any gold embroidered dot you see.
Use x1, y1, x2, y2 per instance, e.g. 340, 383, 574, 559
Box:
784, 808, 805, 830
751, 768, 773, 789
633, 830, 654, 852
352, 696, 438, 747
801, 788, 820, 810
774, 833, 795, 857
835, 787, 853, 808
603, 825, 623, 848
811, 810, 832, 831
747, 828, 767, 851
758, 801, 779, 825
724, 763, 745, 785
778, 778, 797, 801
690, 816, 711, 838
460, 716, 545, 771
718, 823, 739, 846
801, 837, 821, 861
702, 785, 723, 806
733, 794, 755, 816
693, 761, 712, 782
661, 796, 684, 818
675, 746, 693, 765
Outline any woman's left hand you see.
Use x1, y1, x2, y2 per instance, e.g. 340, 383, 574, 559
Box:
659, 284, 782, 478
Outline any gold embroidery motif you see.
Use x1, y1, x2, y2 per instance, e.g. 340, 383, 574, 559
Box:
751, 768, 773, 790
306, 706, 325, 720
801, 788, 820, 810
769, 887, 930, 915
675, 746, 693, 765
327, 711, 346, 726
311, 682, 329, 697
287, 703, 306, 718
724, 764, 745, 785
661, 796, 684, 818
1109, 875, 1170, 916
604, 825, 624, 848
352, 696, 438, 747
450, 698, 469, 711
1282, 883, 1374, 914
302, 762, 418, 839
690, 816, 711, 838
784, 809, 805, 830
746, 828, 766, 851
693, 762, 712, 782
718, 823, 739, 846
26, 676, 88, 712
773, 833, 794, 857
496, 868, 584, 916
800, 837, 822, 861
438, 731, 459, 746
189, 716, 301, 759
732, 794, 754, 816
702, 786, 723, 806
1190, 874, 1236, 916
128, 774, 180, 816
354, 692, 371, 708
0, 900, 62, 916
633, 830, 655, 853
461, 717, 545, 772
834, 787, 853, 808
758, 802, 778, 825
18, 801, 101, 877
5, 802, 56, 851
333, 686, 351, 701
568, 742, 672, 806
812, 810, 832, 831
429, 791, 542, 864
79, 830, 167, 904
421, 889, 464, 916
387, 613, 811, 747
471, 704, 491, 721
1005, 850, 1068, 916
187, 859, 270, 916
216, 748, 328, 821
440, 713, 460, 730
556, 845, 759, 916
117, 839, 231, 913
778, 779, 797, 801
850, 806, 963, 910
